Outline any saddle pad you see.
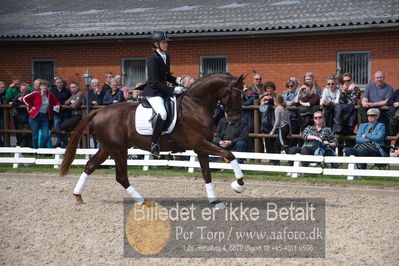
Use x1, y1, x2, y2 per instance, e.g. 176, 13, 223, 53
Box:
135, 97, 177, 135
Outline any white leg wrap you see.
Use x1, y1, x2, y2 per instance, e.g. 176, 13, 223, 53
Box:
205, 183, 226, 209
126, 186, 145, 204
73, 172, 90, 195
230, 159, 244, 179
205, 183, 218, 203
231, 180, 246, 193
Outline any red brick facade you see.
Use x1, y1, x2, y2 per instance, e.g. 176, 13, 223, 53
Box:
1, 31, 398, 91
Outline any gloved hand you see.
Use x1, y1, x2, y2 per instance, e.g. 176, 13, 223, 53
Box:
175, 77, 183, 86
174, 86, 187, 95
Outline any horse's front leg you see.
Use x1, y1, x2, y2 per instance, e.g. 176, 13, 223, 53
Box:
195, 140, 246, 194
196, 153, 226, 209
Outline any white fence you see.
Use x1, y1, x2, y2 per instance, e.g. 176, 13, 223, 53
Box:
0, 147, 398, 180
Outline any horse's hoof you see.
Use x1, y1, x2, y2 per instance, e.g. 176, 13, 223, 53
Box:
231, 180, 245, 193
74, 194, 85, 204
211, 200, 226, 210
135, 197, 146, 205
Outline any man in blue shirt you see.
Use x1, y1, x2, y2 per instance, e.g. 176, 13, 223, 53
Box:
360, 71, 393, 133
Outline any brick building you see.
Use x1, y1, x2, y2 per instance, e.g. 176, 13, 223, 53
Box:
1, 0, 398, 92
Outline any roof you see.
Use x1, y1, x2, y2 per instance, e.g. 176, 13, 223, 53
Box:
0, 0, 398, 41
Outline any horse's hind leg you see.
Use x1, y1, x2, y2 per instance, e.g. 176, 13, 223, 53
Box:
109, 149, 145, 204
73, 148, 109, 204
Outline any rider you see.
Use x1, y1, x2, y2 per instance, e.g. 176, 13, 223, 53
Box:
143, 31, 182, 157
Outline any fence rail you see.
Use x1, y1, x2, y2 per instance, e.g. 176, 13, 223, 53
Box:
1, 147, 398, 181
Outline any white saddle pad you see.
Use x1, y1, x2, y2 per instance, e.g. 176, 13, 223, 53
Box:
135, 96, 177, 135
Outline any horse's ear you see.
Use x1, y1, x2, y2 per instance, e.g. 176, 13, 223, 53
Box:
236, 73, 248, 87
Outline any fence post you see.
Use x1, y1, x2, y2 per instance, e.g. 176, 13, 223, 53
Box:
188, 154, 197, 173
291, 153, 301, 178
253, 99, 262, 153
54, 147, 63, 169
3, 103, 10, 147
13, 146, 21, 168
143, 154, 151, 171
347, 155, 356, 180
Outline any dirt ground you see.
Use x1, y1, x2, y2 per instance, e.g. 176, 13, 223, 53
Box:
0, 172, 398, 265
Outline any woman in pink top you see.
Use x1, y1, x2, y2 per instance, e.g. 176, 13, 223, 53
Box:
23, 80, 60, 148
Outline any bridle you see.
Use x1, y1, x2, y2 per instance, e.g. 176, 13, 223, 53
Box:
218, 80, 243, 112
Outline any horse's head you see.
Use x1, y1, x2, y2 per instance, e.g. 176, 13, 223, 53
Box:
219, 73, 247, 122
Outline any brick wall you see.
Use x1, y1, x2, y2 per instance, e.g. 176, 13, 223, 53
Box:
0, 31, 398, 92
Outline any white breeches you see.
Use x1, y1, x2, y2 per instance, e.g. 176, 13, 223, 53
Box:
147, 96, 167, 120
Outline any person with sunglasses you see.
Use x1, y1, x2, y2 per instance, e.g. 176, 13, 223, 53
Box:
283, 78, 300, 144
250, 72, 265, 97
333, 73, 360, 127
288, 111, 337, 170
320, 76, 340, 128
344, 108, 387, 169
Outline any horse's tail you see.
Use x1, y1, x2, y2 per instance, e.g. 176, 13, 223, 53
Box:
60, 110, 98, 177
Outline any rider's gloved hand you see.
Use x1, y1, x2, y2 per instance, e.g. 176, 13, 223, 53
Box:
174, 86, 187, 95
175, 77, 183, 86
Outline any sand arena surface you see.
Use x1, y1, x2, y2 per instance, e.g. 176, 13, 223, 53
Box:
0, 172, 398, 265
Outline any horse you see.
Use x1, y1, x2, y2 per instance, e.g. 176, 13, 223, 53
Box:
60, 72, 247, 209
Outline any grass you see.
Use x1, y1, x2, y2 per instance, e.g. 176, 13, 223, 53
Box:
0, 162, 398, 187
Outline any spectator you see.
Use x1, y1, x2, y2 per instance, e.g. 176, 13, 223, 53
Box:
5, 77, 33, 101
387, 88, 399, 136
101, 72, 113, 96
320, 76, 340, 128
0, 81, 6, 146
88, 79, 103, 110
50, 77, 72, 148
23, 80, 60, 149
212, 112, 250, 163
182, 76, 195, 88
294, 82, 320, 132
334, 73, 344, 88
269, 95, 291, 158
303, 72, 321, 96
344, 108, 387, 169
33, 79, 41, 91
60, 82, 83, 131
174, 76, 195, 95
289, 111, 337, 167
333, 72, 360, 135
360, 71, 393, 131
282, 78, 300, 141
260, 81, 278, 155
242, 84, 258, 135
11, 83, 31, 147
250, 72, 265, 97
115, 74, 130, 101
103, 78, 125, 105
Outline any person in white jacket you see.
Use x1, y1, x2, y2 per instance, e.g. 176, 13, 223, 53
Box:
320, 76, 340, 127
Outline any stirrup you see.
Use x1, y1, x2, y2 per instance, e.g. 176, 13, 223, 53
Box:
150, 143, 160, 157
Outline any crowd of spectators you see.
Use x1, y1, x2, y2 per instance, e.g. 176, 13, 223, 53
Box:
0, 70, 398, 167
0, 72, 146, 149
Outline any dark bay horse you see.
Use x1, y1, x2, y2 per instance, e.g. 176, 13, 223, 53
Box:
60, 73, 246, 208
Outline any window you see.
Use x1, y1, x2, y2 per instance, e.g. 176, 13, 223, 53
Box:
122, 58, 146, 89
200, 56, 228, 76
337, 51, 370, 87
32, 60, 55, 85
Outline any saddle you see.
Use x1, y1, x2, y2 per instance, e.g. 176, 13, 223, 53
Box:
135, 96, 178, 136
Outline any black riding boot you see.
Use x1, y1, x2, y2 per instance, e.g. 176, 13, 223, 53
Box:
150, 115, 165, 157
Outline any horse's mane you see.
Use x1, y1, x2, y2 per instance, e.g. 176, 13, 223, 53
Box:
188, 72, 234, 95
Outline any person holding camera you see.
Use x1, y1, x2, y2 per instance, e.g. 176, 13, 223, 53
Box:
289, 111, 337, 167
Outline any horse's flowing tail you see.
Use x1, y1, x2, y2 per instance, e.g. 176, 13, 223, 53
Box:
60, 110, 98, 177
